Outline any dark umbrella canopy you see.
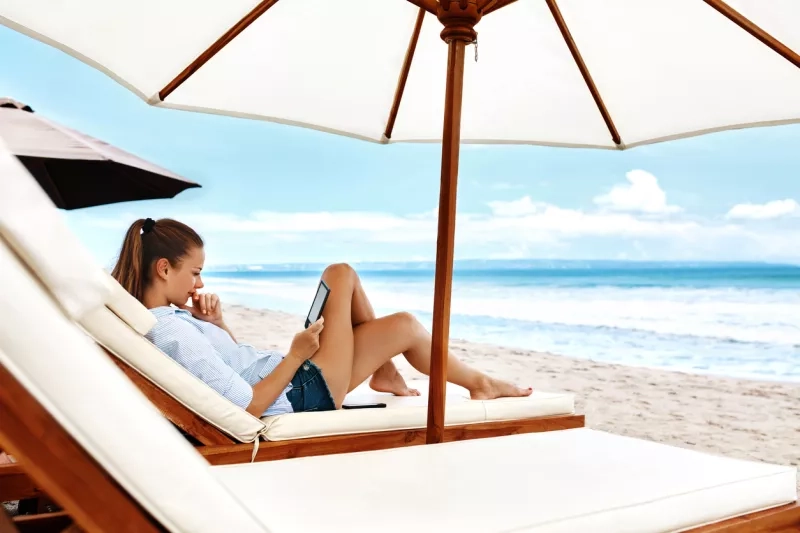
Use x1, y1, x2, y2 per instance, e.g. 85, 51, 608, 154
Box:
0, 98, 200, 209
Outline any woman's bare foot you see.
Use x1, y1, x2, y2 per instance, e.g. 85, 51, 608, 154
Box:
369, 364, 421, 396
469, 376, 532, 400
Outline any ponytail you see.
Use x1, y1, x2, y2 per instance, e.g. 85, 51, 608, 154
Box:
111, 218, 204, 302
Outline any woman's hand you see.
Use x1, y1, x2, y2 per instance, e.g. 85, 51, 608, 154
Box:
180, 292, 224, 326
287, 318, 324, 362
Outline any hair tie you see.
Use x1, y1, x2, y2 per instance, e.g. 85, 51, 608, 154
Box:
141, 218, 156, 235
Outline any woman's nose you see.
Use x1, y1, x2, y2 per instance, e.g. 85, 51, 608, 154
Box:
196, 277, 204, 289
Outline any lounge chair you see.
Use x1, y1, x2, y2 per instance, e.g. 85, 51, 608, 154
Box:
0, 149, 582, 457
0, 210, 797, 533
84, 275, 582, 447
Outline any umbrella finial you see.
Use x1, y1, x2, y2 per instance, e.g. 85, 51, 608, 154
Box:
437, 0, 482, 43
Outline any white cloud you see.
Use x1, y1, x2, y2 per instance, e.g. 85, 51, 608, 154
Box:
487, 196, 539, 217
67, 172, 800, 264
725, 199, 800, 220
593, 169, 682, 214
70, 198, 734, 257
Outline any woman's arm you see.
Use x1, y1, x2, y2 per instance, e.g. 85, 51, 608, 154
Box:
246, 352, 304, 416
149, 315, 255, 411
246, 320, 326, 416
214, 320, 238, 343
180, 293, 238, 341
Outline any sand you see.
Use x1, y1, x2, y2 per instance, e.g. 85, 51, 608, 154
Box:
225, 304, 800, 493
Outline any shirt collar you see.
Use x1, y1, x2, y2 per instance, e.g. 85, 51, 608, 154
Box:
149, 306, 190, 319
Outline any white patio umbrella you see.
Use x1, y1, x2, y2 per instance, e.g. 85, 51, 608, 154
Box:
2, 0, 798, 443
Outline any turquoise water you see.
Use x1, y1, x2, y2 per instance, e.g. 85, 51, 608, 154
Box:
203, 260, 800, 382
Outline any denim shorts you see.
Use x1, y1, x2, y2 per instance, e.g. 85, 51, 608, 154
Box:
286, 360, 337, 413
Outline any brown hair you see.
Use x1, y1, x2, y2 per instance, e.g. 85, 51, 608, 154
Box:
111, 218, 204, 302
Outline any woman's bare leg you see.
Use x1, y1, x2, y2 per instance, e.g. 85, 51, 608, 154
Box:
311, 263, 530, 407
347, 312, 532, 401
350, 270, 419, 396
307, 264, 359, 406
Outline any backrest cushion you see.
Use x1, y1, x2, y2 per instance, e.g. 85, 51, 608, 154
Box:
103, 273, 157, 335
0, 233, 269, 533
0, 139, 110, 319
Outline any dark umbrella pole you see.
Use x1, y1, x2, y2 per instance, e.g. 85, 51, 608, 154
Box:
0, 99, 200, 209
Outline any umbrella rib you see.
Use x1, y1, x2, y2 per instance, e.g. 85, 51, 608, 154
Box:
478, 0, 499, 12
384, 8, 426, 141
158, 0, 281, 102
546, 0, 622, 148
483, 0, 518, 16
703, 0, 800, 69
405, 0, 438, 15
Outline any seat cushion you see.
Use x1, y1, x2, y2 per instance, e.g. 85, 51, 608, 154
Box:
212, 428, 797, 533
260, 380, 574, 441
79, 306, 266, 443
0, 139, 110, 319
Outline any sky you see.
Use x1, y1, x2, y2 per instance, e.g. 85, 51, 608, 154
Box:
2, 24, 800, 269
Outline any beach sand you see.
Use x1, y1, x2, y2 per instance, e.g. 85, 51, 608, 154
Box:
226, 304, 800, 492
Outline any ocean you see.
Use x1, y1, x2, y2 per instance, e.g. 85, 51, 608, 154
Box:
203, 260, 800, 383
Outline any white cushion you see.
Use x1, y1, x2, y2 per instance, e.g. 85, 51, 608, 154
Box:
261, 380, 574, 441
213, 428, 797, 533
0, 138, 110, 319
79, 305, 266, 443
103, 273, 156, 335
0, 240, 268, 533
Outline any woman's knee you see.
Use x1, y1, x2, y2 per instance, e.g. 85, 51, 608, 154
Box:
394, 311, 422, 335
322, 262, 356, 282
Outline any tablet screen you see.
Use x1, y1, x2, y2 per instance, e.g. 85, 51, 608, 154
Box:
306, 280, 330, 327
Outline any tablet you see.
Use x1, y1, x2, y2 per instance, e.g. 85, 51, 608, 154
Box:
305, 279, 330, 328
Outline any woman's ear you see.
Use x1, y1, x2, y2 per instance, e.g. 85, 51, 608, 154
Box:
155, 258, 170, 281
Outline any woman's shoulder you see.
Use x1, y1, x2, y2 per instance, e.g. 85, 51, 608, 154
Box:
148, 306, 202, 333
145, 307, 215, 354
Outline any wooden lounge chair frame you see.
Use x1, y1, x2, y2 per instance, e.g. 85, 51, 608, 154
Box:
2, 361, 798, 533
106, 348, 586, 462
1, 343, 585, 504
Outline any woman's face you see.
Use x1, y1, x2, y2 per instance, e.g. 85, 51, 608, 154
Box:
161, 246, 206, 307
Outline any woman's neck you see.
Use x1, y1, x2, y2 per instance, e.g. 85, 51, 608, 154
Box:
142, 284, 170, 310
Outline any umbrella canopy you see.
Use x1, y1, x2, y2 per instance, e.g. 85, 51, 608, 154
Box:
1, 1, 798, 148
0, 98, 200, 209
3, 0, 798, 442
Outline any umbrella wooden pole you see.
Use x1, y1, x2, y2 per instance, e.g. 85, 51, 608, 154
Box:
426, 0, 481, 445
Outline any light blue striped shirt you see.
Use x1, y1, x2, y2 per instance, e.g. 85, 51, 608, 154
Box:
145, 307, 293, 417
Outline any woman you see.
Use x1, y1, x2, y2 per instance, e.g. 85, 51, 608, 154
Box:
112, 217, 532, 417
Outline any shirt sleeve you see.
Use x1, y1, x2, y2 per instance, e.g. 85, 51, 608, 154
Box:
236, 349, 285, 386
146, 315, 254, 410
